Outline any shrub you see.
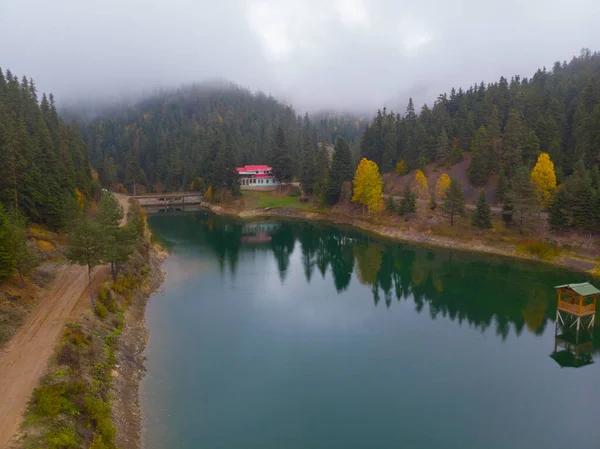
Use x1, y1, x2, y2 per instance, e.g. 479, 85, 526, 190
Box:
56, 343, 80, 370
44, 424, 80, 449
516, 240, 560, 261
288, 186, 301, 197
95, 301, 108, 320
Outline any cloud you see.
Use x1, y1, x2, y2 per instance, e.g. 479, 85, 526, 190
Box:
1, 0, 599, 113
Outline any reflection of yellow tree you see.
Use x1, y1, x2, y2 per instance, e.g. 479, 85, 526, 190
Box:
353, 243, 382, 286
411, 258, 429, 286
522, 288, 548, 332
432, 271, 444, 292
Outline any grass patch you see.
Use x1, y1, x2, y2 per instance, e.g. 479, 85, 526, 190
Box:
516, 240, 561, 261
242, 191, 315, 210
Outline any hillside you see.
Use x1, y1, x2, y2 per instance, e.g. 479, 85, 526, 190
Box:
81, 83, 366, 194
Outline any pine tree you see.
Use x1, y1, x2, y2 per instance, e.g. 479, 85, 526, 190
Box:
472, 191, 493, 230
502, 109, 524, 176
271, 126, 293, 183
66, 218, 110, 306
381, 114, 396, 172
494, 172, 508, 203
352, 158, 384, 213
549, 187, 569, 230
0, 205, 16, 279
398, 184, 416, 216
313, 144, 330, 201
442, 178, 465, 226
468, 126, 492, 187
435, 130, 449, 163
511, 166, 536, 233
327, 138, 353, 205
300, 133, 316, 195
5, 213, 37, 285
96, 191, 131, 282
502, 192, 514, 226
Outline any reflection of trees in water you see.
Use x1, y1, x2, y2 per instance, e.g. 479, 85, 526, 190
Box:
270, 224, 295, 282
150, 213, 591, 342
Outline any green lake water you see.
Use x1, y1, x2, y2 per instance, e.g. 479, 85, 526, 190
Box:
142, 212, 600, 449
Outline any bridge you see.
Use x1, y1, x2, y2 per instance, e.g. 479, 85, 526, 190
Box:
133, 193, 204, 207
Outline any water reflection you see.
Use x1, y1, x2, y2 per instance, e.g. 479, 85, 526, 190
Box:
148, 212, 598, 350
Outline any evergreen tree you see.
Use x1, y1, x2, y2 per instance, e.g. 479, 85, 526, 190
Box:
502, 109, 524, 176
472, 191, 493, 230
494, 171, 508, 203
381, 114, 396, 172
502, 192, 514, 226
271, 126, 293, 183
436, 130, 449, 163
0, 205, 16, 279
442, 178, 465, 226
65, 218, 110, 306
510, 166, 536, 233
327, 138, 353, 205
468, 126, 492, 187
300, 133, 316, 195
549, 187, 569, 230
7, 212, 38, 285
398, 185, 416, 216
313, 144, 330, 201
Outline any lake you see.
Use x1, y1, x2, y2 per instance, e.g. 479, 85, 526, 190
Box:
142, 212, 600, 449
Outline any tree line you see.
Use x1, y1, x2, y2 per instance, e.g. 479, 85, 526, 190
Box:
0, 68, 94, 230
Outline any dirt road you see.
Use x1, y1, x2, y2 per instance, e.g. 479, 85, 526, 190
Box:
0, 194, 130, 448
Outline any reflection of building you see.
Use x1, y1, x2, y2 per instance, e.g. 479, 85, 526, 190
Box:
236, 165, 280, 190
241, 223, 280, 243
551, 282, 599, 368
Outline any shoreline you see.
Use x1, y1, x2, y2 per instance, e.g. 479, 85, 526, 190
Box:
111, 243, 167, 449
199, 200, 597, 274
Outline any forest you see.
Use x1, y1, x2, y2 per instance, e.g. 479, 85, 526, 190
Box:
0, 67, 94, 230
81, 83, 366, 193
359, 49, 600, 232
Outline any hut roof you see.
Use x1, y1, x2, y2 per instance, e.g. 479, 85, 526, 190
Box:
554, 282, 600, 297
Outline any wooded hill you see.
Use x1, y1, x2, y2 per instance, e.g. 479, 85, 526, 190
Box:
0, 68, 94, 230
360, 49, 600, 232
81, 83, 366, 193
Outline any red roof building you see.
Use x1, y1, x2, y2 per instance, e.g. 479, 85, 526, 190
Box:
236, 165, 280, 190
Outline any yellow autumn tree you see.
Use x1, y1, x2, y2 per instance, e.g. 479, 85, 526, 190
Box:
74, 188, 85, 210
395, 160, 407, 176
413, 170, 430, 200
352, 158, 384, 213
530, 152, 556, 208
435, 173, 451, 200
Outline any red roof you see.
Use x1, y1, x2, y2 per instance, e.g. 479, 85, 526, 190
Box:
236, 165, 272, 172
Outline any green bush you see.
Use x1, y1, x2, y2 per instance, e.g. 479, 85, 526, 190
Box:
95, 301, 108, 320
44, 424, 80, 449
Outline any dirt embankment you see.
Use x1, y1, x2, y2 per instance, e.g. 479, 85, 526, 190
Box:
0, 194, 132, 449
111, 244, 167, 449
199, 200, 597, 274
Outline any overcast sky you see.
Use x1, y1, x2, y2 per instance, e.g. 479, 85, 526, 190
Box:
1, 0, 600, 114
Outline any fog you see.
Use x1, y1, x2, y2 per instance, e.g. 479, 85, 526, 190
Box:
2, 0, 600, 114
